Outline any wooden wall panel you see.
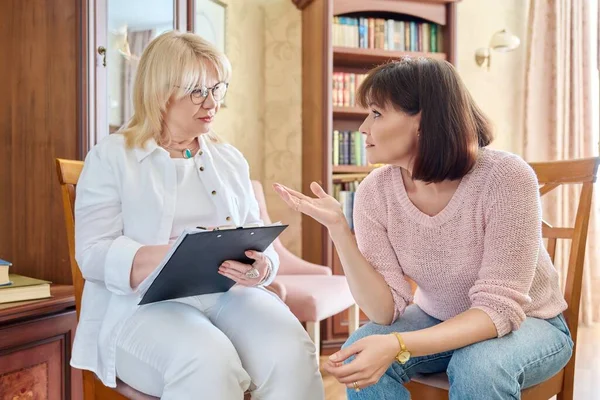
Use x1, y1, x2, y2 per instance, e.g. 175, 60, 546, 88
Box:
0, 0, 79, 284
301, 0, 332, 266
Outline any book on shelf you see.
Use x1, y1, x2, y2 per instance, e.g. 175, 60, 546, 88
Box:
333, 72, 367, 108
333, 16, 442, 53
0, 274, 51, 304
333, 130, 368, 167
0, 259, 10, 287
333, 181, 360, 230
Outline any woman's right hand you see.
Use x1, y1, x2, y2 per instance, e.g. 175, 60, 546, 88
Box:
273, 182, 347, 229
131, 244, 171, 288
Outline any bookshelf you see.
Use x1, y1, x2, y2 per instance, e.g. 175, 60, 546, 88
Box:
332, 106, 367, 119
332, 165, 378, 174
293, 0, 459, 351
333, 46, 447, 67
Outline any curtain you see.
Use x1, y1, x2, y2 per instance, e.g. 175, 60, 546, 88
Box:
123, 29, 155, 123
522, 0, 600, 324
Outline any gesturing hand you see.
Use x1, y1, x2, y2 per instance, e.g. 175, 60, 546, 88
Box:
273, 182, 346, 229
323, 334, 400, 391
218, 250, 270, 286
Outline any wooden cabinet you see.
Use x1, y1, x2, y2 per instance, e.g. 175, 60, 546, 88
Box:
0, 0, 190, 286
0, 0, 81, 286
0, 286, 81, 400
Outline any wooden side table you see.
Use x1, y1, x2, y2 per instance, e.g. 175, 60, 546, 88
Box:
0, 285, 82, 399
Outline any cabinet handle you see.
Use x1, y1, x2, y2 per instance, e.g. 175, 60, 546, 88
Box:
97, 46, 106, 67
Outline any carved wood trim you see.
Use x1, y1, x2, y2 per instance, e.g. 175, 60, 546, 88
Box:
0, 362, 50, 400
293, 0, 459, 11
292, 0, 313, 10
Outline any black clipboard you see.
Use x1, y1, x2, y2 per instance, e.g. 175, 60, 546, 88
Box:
138, 224, 288, 305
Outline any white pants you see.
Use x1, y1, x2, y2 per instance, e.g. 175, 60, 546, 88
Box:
114, 286, 324, 400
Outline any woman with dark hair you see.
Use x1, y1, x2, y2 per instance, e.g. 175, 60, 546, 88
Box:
274, 57, 572, 399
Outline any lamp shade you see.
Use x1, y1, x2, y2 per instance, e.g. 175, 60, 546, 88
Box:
489, 29, 520, 52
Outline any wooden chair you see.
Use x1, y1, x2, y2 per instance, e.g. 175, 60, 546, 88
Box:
55, 159, 252, 400
405, 157, 600, 400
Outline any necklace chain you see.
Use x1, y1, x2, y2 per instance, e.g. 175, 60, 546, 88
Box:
163, 140, 200, 159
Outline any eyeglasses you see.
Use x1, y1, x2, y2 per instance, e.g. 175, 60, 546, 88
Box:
188, 82, 229, 105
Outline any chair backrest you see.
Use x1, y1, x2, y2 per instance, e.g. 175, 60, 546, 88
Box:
55, 158, 85, 320
529, 157, 599, 397
250, 180, 334, 276
529, 158, 599, 338
251, 180, 275, 226
251, 180, 289, 266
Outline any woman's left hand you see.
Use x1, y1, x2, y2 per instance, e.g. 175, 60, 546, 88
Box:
218, 250, 269, 286
273, 182, 346, 229
323, 334, 400, 390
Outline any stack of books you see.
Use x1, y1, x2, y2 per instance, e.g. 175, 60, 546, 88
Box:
0, 258, 51, 304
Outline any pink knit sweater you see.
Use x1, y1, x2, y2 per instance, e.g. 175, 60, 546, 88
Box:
354, 148, 567, 337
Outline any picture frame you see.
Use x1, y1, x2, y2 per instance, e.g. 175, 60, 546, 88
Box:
194, 0, 227, 55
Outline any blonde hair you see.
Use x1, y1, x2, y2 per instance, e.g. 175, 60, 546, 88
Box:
121, 31, 231, 148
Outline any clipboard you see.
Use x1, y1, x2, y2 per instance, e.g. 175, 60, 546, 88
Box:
138, 224, 288, 305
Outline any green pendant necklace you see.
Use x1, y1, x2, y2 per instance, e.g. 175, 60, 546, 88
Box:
164, 141, 199, 159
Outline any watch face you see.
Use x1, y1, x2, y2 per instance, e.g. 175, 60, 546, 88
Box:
398, 351, 411, 364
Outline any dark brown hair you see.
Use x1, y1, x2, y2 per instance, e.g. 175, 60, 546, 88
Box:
356, 57, 493, 182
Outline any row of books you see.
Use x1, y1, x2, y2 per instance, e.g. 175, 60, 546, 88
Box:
333, 17, 442, 53
0, 259, 51, 304
333, 72, 367, 108
333, 182, 359, 230
333, 130, 368, 166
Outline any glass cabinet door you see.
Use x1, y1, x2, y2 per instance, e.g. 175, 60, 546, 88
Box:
87, 0, 186, 151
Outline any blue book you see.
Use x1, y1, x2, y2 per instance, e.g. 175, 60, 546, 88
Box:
0, 258, 11, 287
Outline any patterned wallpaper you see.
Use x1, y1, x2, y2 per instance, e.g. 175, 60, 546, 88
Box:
211, 0, 303, 255
211, 0, 266, 181
263, 1, 303, 255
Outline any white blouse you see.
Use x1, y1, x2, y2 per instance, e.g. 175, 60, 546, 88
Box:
170, 157, 219, 241
71, 133, 279, 387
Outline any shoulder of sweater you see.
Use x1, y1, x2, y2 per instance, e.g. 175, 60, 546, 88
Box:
478, 148, 538, 193
356, 165, 396, 209
358, 165, 396, 194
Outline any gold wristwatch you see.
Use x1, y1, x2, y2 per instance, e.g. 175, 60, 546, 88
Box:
392, 333, 411, 364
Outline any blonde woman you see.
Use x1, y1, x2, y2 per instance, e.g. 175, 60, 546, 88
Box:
71, 31, 324, 400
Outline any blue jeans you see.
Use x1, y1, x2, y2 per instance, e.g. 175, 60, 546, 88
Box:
345, 305, 573, 400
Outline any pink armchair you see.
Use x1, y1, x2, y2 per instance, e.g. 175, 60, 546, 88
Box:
252, 181, 360, 361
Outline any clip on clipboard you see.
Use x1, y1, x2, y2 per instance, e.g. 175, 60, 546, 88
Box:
137, 223, 288, 305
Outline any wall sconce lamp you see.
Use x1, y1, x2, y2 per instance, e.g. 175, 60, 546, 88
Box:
475, 29, 520, 70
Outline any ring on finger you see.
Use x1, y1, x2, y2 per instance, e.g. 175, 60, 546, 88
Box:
352, 381, 360, 392
245, 267, 260, 279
